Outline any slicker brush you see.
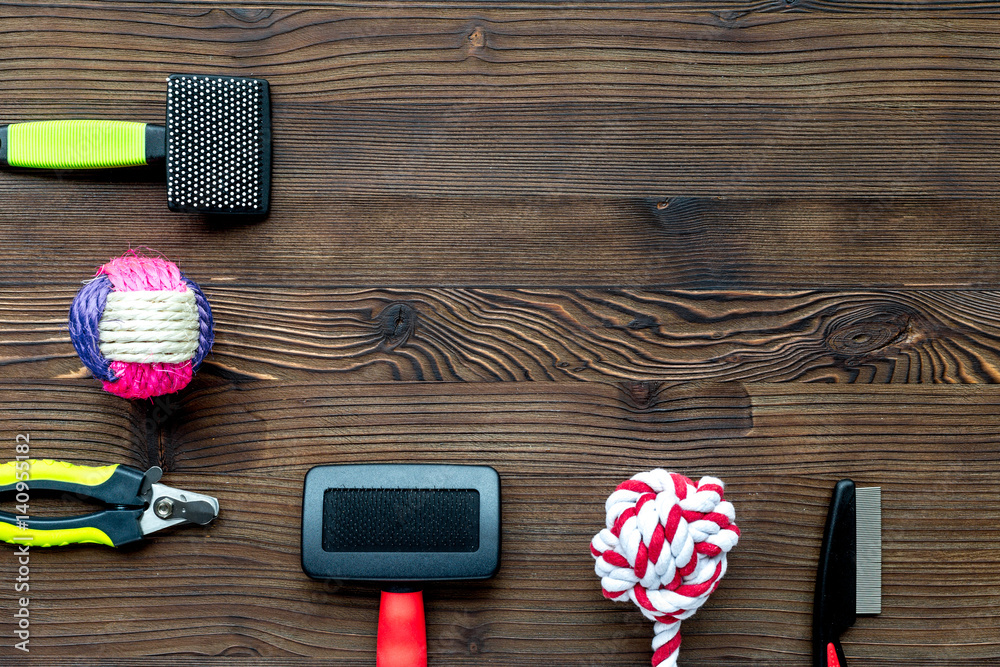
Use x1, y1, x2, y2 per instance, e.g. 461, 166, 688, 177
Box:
0, 74, 271, 214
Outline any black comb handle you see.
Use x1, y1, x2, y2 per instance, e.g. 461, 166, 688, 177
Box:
814, 479, 856, 667
145, 125, 165, 161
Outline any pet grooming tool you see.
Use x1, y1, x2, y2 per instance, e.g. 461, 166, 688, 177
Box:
0, 74, 271, 214
814, 479, 882, 667
301, 464, 501, 667
0, 460, 219, 547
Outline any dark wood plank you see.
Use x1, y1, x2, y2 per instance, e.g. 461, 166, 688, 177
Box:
1, 5, 999, 667
7, 287, 1000, 383
3, 197, 1000, 289
0, 382, 149, 466
11, 1, 1000, 15
5, 8, 1000, 106
4, 196, 1000, 290
243, 102, 1000, 197
789, 0, 1000, 11
4, 101, 1000, 198
3, 8, 1000, 195
1, 380, 998, 664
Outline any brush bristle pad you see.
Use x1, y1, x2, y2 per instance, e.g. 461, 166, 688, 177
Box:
322, 488, 480, 553
166, 74, 270, 214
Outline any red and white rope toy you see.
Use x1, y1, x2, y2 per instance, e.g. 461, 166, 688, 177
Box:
590, 469, 740, 667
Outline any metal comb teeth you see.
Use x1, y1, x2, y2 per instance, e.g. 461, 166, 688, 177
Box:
855, 485, 882, 615
165, 74, 271, 214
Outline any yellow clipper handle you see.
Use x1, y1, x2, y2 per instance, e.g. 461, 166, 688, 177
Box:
0, 522, 115, 548
0, 460, 147, 548
0, 459, 118, 488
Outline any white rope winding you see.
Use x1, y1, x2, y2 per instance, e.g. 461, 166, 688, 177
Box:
591, 469, 740, 667
98, 290, 199, 363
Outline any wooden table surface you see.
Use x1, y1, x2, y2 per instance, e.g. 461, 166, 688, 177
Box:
2, 3, 1000, 665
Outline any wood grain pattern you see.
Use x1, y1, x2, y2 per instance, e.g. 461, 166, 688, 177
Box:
3, 101, 1000, 198
0, 380, 998, 664
7, 287, 1000, 383
10, 1, 1000, 14
0, 383, 147, 467
2, 3, 1000, 665
4, 8, 1000, 106
2, 7, 1000, 196
3, 197, 1000, 289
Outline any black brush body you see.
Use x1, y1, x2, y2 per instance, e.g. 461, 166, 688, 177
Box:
302, 464, 501, 667
165, 74, 271, 214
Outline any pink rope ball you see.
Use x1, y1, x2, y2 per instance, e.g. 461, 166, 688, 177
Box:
68, 253, 214, 400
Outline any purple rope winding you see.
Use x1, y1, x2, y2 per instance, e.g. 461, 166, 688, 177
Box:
183, 275, 214, 370
67, 275, 115, 382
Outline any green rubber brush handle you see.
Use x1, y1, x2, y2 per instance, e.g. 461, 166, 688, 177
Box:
0, 120, 165, 168
0, 460, 148, 547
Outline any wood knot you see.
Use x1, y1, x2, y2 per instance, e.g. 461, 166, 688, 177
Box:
621, 381, 661, 409
223, 8, 272, 22
626, 314, 658, 330
825, 307, 911, 357
468, 26, 486, 49
377, 302, 417, 350
459, 619, 485, 656
646, 197, 704, 237
620, 382, 752, 435
711, 10, 750, 26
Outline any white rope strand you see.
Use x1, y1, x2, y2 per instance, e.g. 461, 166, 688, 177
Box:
99, 290, 199, 363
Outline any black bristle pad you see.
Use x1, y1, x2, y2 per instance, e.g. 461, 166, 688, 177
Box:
165, 74, 271, 214
322, 488, 480, 553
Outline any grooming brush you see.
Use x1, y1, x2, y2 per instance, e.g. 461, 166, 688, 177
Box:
813, 479, 882, 667
302, 464, 501, 667
0, 74, 271, 214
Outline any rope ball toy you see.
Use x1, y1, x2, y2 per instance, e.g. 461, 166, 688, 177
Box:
68, 253, 214, 400
590, 469, 740, 667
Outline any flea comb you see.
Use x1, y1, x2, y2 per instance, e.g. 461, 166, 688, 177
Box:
0, 74, 271, 214
813, 479, 882, 667
302, 464, 501, 667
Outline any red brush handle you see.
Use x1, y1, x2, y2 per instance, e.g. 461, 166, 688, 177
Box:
826, 640, 846, 667
377, 590, 427, 667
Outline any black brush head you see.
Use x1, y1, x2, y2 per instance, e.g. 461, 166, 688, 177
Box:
302, 464, 501, 582
165, 74, 271, 214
